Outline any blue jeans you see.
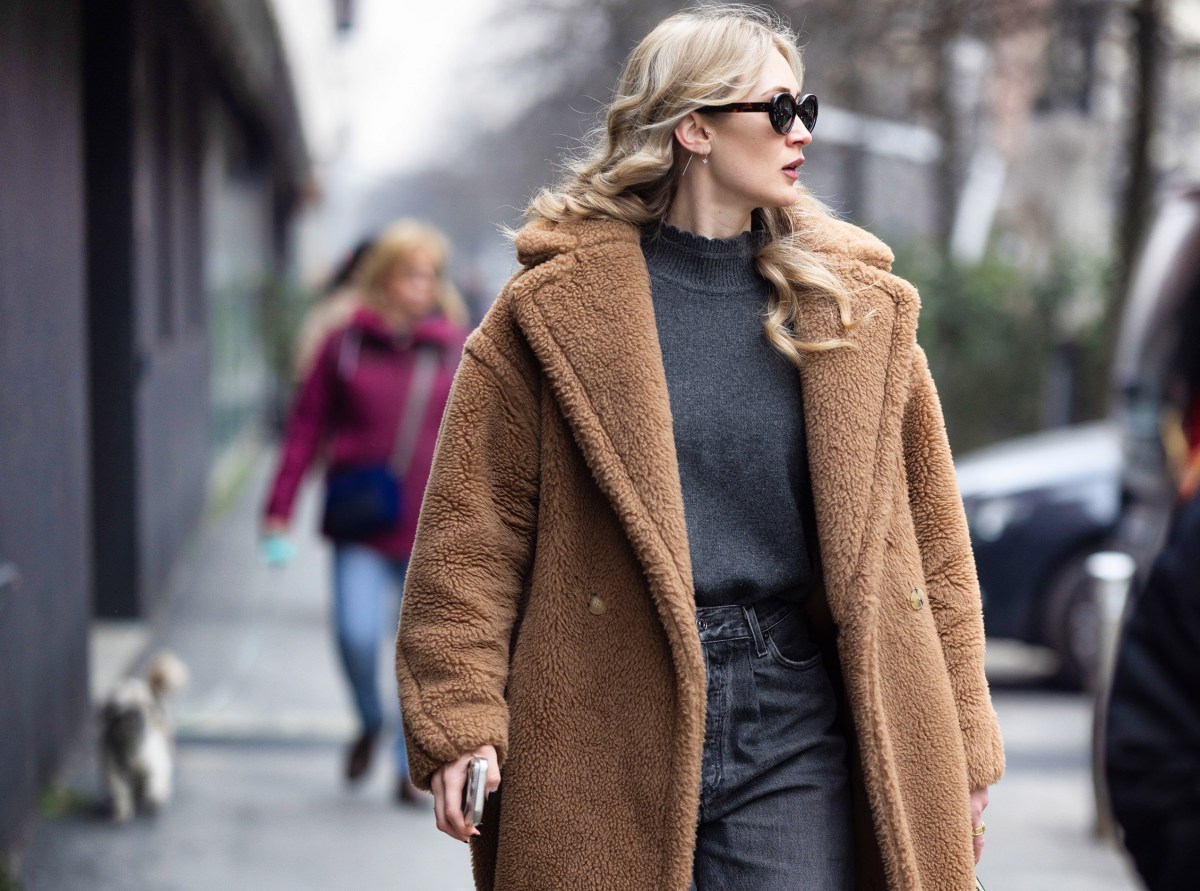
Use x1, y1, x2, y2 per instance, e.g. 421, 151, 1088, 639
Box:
333, 545, 408, 775
690, 600, 854, 891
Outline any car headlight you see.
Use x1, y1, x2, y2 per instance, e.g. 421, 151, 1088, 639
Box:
966, 496, 1021, 542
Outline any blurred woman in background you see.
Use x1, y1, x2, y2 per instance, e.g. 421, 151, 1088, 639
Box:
262, 219, 467, 804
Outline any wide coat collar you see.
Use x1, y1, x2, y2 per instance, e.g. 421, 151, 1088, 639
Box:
506, 213, 920, 635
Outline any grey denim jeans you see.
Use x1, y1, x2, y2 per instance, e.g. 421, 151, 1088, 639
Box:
689, 599, 854, 891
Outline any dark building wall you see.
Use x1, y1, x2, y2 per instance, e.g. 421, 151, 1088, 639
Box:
0, 0, 91, 854
89, 0, 252, 617
129, 2, 212, 609
86, 0, 140, 618
1, 0, 307, 858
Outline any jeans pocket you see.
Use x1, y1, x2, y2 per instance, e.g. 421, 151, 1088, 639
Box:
764, 611, 822, 671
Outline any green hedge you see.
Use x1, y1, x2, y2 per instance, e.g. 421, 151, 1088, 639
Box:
892, 246, 1112, 453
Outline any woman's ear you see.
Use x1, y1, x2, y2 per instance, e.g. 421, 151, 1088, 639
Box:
673, 112, 712, 157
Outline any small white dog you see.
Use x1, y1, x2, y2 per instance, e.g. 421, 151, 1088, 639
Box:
99, 651, 189, 822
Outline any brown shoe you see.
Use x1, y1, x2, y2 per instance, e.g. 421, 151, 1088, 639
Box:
344, 729, 379, 782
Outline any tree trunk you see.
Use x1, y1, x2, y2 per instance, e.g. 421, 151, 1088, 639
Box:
1106, 0, 1163, 380
928, 1, 968, 256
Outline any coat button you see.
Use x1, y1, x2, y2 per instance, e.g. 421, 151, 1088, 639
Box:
588, 595, 608, 616
910, 587, 925, 610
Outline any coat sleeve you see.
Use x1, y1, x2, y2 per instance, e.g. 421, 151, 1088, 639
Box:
263, 329, 339, 522
902, 345, 1005, 790
394, 325, 540, 789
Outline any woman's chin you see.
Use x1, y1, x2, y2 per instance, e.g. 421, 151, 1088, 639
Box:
761, 186, 802, 209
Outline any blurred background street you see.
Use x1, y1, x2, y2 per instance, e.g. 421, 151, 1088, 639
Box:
4, 0, 1200, 887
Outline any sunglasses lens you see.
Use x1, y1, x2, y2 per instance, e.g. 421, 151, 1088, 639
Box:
770, 94, 796, 134
798, 95, 818, 133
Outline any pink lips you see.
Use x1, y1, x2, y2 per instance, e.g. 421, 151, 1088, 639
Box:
783, 157, 805, 180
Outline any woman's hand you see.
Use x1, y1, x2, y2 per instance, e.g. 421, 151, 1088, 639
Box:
259, 516, 295, 567
970, 786, 989, 864
431, 744, 501, 842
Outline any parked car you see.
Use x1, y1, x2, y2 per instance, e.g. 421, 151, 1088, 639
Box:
955, 185, 1200, 689
956, 421, 1123, 686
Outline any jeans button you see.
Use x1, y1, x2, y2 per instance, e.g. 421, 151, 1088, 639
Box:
696, 618, 708, 631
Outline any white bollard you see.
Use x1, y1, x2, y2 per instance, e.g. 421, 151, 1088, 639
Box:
1085, 551, 1137, 842
1087, 552, 1137, 687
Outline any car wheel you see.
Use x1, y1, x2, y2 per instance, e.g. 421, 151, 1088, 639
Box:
1043, 553, 1102, 690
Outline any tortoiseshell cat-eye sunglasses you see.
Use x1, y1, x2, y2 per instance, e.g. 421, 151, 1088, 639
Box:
703, 92, 818, 136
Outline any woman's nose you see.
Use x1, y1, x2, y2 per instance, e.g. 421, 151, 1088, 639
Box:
788, 123, 812, 148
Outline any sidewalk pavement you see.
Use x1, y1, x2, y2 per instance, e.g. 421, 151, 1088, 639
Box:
20, 455, 474, 891
19, 453, 1145, 890
975, 689, 1141, 890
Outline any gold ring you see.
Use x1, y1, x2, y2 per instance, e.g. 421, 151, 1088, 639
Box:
971, 822, 986, 837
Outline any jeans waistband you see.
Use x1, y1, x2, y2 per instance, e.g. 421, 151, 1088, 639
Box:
694, 598, 799, 644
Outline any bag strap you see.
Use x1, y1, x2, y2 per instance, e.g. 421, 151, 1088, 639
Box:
390, 344, 440, 476
337, 327, 362, 379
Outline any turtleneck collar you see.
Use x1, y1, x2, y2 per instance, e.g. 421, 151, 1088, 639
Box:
641, 222, 767, 295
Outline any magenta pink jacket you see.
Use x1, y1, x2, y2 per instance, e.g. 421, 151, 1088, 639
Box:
264, 306, 467, 559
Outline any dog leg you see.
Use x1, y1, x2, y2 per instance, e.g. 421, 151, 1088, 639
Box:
142, 772, 172, 813
141, 733, 174, 813
106, 765, 135, 824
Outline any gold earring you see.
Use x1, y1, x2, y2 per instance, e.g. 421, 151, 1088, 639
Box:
702, 152, 709, 165
682, 152, 695, 176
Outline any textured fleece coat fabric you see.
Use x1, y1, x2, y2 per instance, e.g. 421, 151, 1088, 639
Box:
395, 214, 1005, 891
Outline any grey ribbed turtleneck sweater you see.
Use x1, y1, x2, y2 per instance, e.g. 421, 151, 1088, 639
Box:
642, 223, 814, 608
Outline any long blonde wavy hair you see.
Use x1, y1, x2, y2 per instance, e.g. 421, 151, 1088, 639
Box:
527, 4, 864, 360
356, 219, 469, 327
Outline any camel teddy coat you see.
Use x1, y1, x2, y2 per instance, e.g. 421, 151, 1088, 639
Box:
395, 212, 1005, 891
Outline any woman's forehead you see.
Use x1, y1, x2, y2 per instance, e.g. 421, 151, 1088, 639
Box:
749, 50, 800, 95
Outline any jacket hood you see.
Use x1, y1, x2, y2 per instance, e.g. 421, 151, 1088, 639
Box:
349, 305, 464, 347
513, 208, 895, 273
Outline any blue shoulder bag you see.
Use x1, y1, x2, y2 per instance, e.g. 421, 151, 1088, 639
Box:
321, 336, 440, 542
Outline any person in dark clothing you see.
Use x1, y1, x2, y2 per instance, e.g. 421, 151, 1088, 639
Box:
1106, 485, 1200, 889
325, 237, 376, 295
292, 237, 377, 380
1106, 348, 1200, 888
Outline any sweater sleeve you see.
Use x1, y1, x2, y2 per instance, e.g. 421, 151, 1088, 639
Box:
902, 345, 1005, 790
395, 328, 541, 789
264, 329, 339, 522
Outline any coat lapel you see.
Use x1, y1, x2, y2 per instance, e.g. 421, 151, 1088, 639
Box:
794, 219, 920, 628
509, 219, 700, 648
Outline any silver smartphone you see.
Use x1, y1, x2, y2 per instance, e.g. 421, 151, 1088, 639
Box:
462, 756, 487, 827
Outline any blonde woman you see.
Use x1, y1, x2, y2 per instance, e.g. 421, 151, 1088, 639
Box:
263, 220, 467, 802
396, 6, 1002, 889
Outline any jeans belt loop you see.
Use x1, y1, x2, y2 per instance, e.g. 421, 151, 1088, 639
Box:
743, 604, 768, 657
